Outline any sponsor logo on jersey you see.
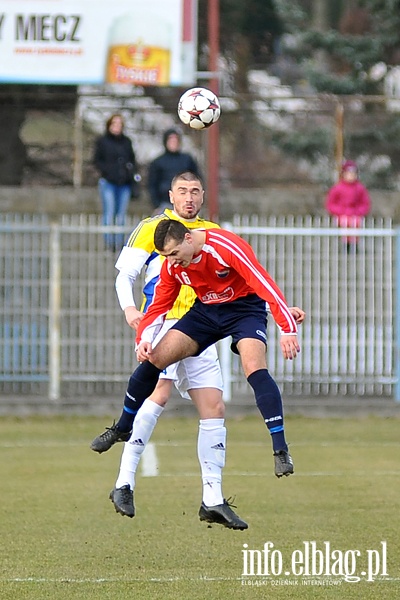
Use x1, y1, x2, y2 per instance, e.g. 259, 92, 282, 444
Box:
201, 287, 234, 303
215, 268, 230, 278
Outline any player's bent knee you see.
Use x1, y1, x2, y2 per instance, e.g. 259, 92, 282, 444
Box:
148, 394, 169, 407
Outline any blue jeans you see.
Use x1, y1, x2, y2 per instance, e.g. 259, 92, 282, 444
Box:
98, 178, 131, 250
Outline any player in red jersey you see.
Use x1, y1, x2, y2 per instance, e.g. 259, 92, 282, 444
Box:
109, 218, 304, 503
136, 226, 298, 347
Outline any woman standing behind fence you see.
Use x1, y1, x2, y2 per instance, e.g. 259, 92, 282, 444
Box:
325, 160, 371, 253
94, 114, 137, 252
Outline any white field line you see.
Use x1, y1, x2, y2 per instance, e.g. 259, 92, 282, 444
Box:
2, 576, 399, 584
140, 442, 158, 477
1, 441, 400, 477
153, 470, 400, 477
1, 435, 399, 476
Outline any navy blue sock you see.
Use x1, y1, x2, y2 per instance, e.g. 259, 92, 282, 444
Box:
247, 368, 288, 452
116, 361, 162, 432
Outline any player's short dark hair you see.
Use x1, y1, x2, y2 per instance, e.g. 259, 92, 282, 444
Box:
154, 219, 189, 251
170, 171, 204, 189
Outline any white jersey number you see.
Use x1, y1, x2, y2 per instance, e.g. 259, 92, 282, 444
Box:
177, 271, 192, 285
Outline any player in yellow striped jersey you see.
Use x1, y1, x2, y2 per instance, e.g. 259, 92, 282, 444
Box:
91, 171, 247, 530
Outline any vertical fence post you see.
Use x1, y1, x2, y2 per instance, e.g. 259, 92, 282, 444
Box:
395, 227, 400, 402
49, 222, 61, 401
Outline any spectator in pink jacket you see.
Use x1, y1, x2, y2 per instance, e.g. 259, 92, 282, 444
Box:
325, 160, 371, 251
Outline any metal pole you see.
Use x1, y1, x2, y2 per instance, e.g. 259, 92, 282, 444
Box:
49, 223, 61, 401
73, 101, 83, 188
207, 0, 220, 222
335, 101, 344, 180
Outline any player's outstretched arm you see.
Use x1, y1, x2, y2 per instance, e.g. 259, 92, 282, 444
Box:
213, 230, 298, 334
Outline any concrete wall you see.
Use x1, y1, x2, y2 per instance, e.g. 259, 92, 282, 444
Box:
1, 185, 399, 221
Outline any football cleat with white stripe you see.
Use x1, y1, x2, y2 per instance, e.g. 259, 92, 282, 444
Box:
273, 449, 294, 477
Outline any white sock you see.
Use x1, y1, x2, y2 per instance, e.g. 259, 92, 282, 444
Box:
115, 399, 164, 490
198, 418, 226, 507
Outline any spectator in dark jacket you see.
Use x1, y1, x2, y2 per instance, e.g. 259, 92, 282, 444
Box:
148, 128, 200, 212
94, 114, 137, 251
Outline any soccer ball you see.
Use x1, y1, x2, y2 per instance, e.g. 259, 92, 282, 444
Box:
177, 87, 221, 130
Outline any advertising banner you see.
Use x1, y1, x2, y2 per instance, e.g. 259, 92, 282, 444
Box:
0, 0, 197, 85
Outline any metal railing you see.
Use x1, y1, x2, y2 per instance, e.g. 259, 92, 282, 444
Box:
0, 214, 397, 401
220, 215, 396, 399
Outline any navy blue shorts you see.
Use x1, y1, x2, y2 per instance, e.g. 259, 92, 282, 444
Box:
171, 294, 268, 355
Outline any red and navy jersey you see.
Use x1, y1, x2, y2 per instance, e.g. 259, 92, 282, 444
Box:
136, 228, 297, 343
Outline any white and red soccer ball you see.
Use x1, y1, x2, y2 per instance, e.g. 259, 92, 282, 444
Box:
177, 87, 221, 130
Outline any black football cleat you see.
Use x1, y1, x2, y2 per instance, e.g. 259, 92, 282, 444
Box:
109, 485, 135, 518
273, 449, 294, 478
90, 421, 131, 453
199, 499, 248, 530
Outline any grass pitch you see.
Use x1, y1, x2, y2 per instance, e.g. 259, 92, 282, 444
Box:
0, 414, 399, 600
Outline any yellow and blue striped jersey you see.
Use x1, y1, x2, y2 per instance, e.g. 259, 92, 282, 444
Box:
120, 208, 219, 319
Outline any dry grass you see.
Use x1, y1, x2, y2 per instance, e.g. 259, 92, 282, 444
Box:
0, 414, 399, 599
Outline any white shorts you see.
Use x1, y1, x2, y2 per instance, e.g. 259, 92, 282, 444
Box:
153, 319, 223, 400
